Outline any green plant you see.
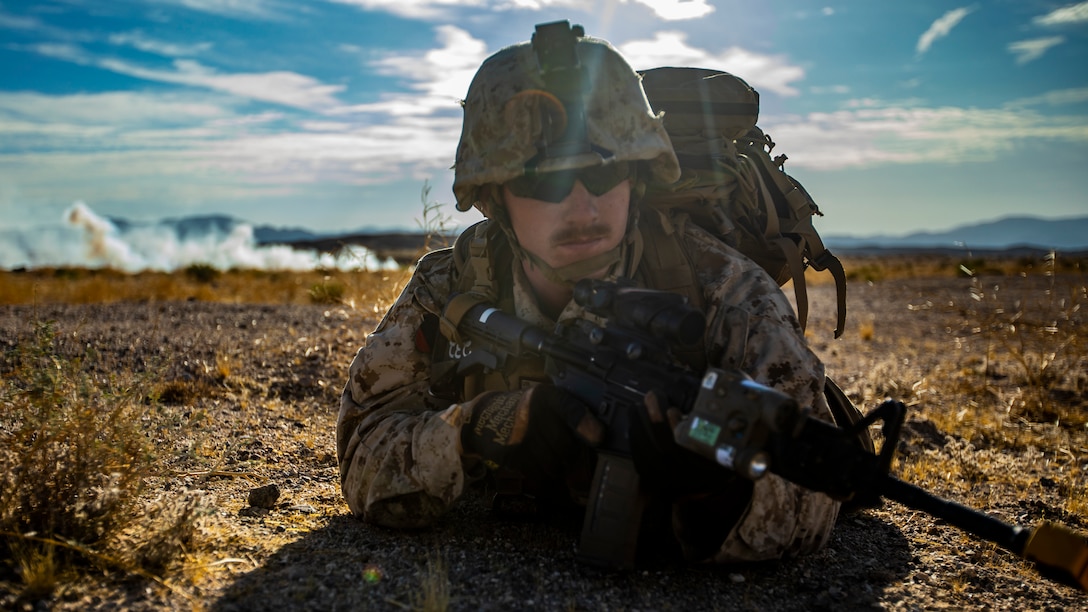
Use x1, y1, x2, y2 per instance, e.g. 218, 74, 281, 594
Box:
184, 263, 220, 284
309, 276, 345, 304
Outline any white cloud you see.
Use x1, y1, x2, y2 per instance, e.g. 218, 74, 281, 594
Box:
809, 85, 850, 95
496, 0, 580, 10
109, 31, 213, 57
327, 0, 710, 20
618, 31, 805, 96
20, 40, 347, 111
0, 83, 461, 206
147, 0, 292, 20
0, 9, 93, 41
326, 0, 489, 20
298, 120, 355, 132
1008, 36, 1065, 65
207, 111, 285, 128
1006, 87, 1088, 108
1033, 1, 1088, 26
0, 91, 226, 128
100, 57, 345, 111
2, 25, 486, 211
762, 102, 1088, 171
354, 25, 487, 115
197, 117, 462, 186
628, 0, 714, 20
0, 11, 42, 30
22, 42, 91, 64
916, 6, 975, 56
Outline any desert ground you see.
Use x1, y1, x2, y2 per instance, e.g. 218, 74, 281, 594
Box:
1, 255, 1086, 611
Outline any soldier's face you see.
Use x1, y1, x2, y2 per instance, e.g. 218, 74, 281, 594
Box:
502, 178, 630, 278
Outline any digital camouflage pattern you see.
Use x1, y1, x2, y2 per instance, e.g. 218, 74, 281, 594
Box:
337, 223, 839, 562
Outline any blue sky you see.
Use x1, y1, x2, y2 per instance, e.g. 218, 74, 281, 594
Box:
2, 0, 1086, 238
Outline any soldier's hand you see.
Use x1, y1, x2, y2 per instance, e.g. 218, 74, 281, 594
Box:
629, 391, 734, 498
460, 385, 602, 479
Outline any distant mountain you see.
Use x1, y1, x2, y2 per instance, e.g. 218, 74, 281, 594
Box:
104, 212, 1088, 253
252, 224, 324, 244
111, 214, 328, 244
823, 216, 1088, 251
160, 214, 240, 241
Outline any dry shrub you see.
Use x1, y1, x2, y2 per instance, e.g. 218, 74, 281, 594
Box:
1, 322, 144, 544
0, 320, 203, 598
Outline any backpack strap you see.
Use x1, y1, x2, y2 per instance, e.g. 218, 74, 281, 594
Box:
634, 213, 708, 373
443, 220, 509, 344
740, 131, 849, 338
453, 220, 500, 300
781, 180, 848, 339
637, 210, 705, 313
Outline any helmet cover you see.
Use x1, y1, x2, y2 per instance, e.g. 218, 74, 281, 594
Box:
453, 25, 680, 212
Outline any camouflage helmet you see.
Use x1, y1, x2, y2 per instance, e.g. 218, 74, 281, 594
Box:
453, 21, 681, 212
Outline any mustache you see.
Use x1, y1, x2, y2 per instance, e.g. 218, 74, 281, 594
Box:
550, 224, 613, 246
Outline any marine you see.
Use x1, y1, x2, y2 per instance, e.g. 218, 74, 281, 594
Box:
336, 21, 840, 563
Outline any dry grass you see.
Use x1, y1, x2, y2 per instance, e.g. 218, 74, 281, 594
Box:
0, 266, 408, 315
409, 551, 451, 612
803, 251, 1087, 286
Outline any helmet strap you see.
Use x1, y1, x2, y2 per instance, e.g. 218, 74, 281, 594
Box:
521, 246, 622, 287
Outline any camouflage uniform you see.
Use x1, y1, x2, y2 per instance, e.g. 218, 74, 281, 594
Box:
337, 221, 838, 562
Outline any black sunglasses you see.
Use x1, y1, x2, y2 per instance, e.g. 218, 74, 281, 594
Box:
505, 163, 631, 203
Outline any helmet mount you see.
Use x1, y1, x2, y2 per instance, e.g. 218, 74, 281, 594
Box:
525, 21, 615, 173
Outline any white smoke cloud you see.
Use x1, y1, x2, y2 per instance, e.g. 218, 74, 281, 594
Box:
0, 201, 398, 273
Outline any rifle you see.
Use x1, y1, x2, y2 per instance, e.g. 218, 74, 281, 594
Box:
439, 279, 1088, 589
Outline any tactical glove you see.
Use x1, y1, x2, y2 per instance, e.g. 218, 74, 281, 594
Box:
628, 390, 736, 499
460, 384, 602, 481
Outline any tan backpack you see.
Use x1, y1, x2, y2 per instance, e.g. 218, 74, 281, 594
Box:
638, 67, 847, 338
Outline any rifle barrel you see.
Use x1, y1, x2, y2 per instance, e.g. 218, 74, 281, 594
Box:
880, 475, 1029, 552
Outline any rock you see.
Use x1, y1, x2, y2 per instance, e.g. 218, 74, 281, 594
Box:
248, 483, 280, 509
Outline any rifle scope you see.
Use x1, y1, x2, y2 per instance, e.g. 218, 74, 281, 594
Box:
573, 279, 706, 349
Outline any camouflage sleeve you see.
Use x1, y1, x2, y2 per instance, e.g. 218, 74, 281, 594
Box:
685, 227, 839, 562
336, 250, 480, 528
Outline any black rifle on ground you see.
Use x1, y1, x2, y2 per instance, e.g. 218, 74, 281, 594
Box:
440, 279, 1087, 589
